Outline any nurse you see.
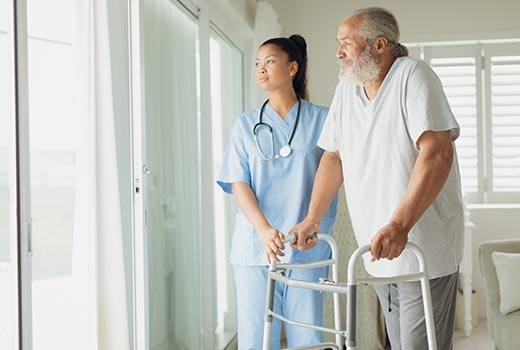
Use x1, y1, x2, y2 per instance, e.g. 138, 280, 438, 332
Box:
216, 34, 338, 349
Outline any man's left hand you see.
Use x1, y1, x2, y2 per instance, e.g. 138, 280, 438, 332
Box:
370, 221, 409, 261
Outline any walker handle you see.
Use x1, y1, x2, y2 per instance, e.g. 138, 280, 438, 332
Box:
283, 232, 318, 245
347, 242, 429, 284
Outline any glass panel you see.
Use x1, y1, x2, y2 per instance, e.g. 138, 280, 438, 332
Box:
0, 0, 19, 348
26, 1, 78, 349
209, 25, 243, 347
27, 1, 134, 348
141, 0, 202, 348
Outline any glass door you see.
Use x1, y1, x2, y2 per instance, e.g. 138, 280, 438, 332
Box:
1, 0, 32, 349
209, 24, 244, 347
24, 1, 82, 348
131, 0, 205, 349
0, 0, 20, 348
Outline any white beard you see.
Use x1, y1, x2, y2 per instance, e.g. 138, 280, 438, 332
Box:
339, 45, 382, 86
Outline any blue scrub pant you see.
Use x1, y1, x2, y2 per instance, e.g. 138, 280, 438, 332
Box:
233, 264, 328, 350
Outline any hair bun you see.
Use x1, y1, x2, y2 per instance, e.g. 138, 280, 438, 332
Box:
289, 34, 307, 56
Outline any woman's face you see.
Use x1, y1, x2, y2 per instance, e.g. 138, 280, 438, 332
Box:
255, 44, 297, 93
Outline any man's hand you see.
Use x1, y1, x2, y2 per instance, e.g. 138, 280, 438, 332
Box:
289, 218, 320, 251
370, 221, 409, 261
259, 227, 285, 263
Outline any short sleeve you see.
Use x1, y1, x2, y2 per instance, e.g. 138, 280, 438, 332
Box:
317, 84, 341, 152
216, 117, 251, 194
405, 62, 460, 149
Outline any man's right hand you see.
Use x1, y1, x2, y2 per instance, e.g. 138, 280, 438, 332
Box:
289, 217, 320, 251
259, 227, 285, 263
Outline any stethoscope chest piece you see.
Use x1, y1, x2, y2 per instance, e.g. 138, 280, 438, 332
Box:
279, 145, 292, 158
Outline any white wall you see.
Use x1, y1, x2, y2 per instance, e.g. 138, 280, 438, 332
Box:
270, 0, 520, 321
271, 0, 520, 105
227, 0, 256, 28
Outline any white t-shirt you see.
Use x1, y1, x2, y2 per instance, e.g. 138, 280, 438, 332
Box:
318, 57, 465, 279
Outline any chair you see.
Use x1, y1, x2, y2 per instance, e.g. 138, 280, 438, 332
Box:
479, 239, 520, 350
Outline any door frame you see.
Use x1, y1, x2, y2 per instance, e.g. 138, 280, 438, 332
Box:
10, 0, 33, 349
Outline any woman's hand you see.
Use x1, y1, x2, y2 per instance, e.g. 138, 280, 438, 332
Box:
259, 227, 285, 263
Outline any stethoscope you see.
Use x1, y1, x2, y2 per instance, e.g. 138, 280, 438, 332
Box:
252, 96, 301, 162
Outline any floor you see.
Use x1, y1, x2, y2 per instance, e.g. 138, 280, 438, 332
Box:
454, 323, 495, 350
1, 261, 496, 350
227, 323, 495, 349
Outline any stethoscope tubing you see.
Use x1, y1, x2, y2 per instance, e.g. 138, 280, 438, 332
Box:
252, 97, 301, 162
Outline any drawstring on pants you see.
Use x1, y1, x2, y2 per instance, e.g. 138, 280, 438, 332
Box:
388, 288, 392, 312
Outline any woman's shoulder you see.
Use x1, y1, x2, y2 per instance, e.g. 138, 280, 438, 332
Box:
232, 106, 259, 128
303, 100, 329, 119
241, 103, 265, 119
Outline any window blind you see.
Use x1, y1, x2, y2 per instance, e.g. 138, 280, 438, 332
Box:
430, 57, 479, 193
490, 56, 520, 191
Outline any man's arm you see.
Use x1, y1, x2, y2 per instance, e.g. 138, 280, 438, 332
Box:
290, 150, 344, 250
370, 130, 454, 261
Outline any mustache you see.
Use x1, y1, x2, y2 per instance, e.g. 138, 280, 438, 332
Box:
337, 57, 351, 66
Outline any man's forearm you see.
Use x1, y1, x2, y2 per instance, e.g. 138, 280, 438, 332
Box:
391, 139, 454, 232
306, 151, 344, 223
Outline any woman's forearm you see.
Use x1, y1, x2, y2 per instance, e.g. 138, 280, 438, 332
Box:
231, 182, 271, 232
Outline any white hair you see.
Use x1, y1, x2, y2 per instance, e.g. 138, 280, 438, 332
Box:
351, 7, 408, 57
339, 44, 381, 85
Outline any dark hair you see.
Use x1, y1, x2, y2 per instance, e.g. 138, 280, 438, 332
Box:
261, 34, 308, 100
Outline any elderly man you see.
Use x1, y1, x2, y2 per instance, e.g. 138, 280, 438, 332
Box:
290, 7, 464, 349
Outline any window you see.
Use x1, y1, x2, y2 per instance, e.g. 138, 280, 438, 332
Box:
410, 41, 520, 203
431, 56, 479, 193
130, 0, 251, 348
0, 0, 18, 348
487, 50, 520, 194
209, 23, 244, 347
26, 1, 81, 349
140, 0, 203, 348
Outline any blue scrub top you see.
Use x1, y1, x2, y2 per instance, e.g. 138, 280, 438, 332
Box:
216, 99, 338, 266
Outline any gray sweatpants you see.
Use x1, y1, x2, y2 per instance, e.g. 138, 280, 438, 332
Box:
373, 271, 458, 350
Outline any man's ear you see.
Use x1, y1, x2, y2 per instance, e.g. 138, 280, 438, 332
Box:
374, 36, 389, 54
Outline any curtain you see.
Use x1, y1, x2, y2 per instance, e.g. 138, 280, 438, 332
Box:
72, 0, 130, 349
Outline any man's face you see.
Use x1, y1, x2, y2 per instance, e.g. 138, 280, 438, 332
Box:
336, 16, 382, 85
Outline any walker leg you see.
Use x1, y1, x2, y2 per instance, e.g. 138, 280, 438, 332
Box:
329, 258, 342, 348
346, 284, 356, 350
420, 277, 438, 350
262, 271, 276, 350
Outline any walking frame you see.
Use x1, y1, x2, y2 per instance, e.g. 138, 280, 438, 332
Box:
262, 233, 438, 350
